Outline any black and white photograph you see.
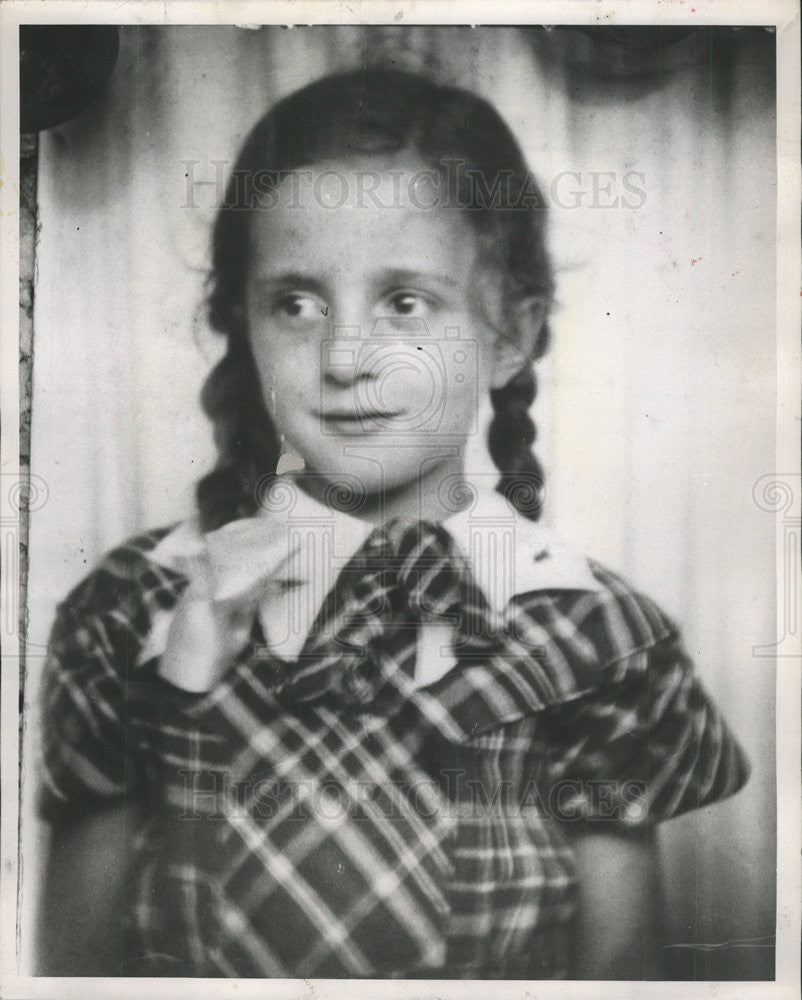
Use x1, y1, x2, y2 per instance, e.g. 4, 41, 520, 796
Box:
1, 2, 799, 997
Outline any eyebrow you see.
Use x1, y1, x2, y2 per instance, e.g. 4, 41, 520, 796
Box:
380, 268, 459, 290
249, 272, 327, 295
250, 268, 460, 292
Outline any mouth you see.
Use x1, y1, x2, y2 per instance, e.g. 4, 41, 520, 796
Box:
316, 410, 405, 433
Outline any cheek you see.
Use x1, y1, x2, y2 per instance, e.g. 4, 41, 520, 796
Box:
356, 342, 487, 436
361, 347, 443, 410
248, 329, 316, 401
443, 335, 495, 404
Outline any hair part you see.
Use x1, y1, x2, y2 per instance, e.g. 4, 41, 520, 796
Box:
197, 67, 554, 531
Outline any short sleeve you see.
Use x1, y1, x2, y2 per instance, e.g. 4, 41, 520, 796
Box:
540, 630, 750, 830
38, 601, 147, 821
37, 530, 180, 822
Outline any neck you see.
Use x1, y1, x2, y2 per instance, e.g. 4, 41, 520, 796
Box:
295, 454, 472, 524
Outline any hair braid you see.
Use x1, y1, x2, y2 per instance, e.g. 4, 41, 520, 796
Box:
195, 341, 282, 532
488, 358, 548, 522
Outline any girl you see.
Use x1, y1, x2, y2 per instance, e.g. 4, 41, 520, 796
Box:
38, 68, 749, 980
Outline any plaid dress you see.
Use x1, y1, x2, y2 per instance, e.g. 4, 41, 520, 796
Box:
39, 520, 750, 979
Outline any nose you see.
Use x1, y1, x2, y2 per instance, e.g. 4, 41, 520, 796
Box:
322, 333, 377, 388
320, 298, 376, 388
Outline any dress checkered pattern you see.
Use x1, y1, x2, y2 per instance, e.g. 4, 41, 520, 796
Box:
39, 520, 750, 978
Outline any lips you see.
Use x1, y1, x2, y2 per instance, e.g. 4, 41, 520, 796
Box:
320, 411, 400, 421
317, 410, 404, 433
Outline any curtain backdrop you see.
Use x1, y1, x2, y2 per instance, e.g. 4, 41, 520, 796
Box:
24, 25, 777, 978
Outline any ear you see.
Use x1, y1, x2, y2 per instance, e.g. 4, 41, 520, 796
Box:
489, 296, 548, 390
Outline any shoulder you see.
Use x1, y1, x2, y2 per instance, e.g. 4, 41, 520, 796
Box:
585, 557, 679, 652
454, 493, 677, 657
511, 555, 679, 677
53, 524, 188, 635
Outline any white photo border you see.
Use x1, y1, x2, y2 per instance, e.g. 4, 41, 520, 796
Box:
1, 2, 799, 998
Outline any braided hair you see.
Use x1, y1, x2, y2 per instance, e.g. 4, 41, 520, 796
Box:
197, 68, 554, 531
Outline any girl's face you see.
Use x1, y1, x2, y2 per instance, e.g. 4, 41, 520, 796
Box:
245, 154, 518, 516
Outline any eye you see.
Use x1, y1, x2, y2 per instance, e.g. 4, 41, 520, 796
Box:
385, 291, 435, 318
273, 293, 327, 321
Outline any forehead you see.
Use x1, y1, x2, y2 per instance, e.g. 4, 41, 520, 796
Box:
246, 155, 478, 278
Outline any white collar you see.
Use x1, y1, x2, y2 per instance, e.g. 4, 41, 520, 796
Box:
150, 475, 600, 613
143, 476, 600, 670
